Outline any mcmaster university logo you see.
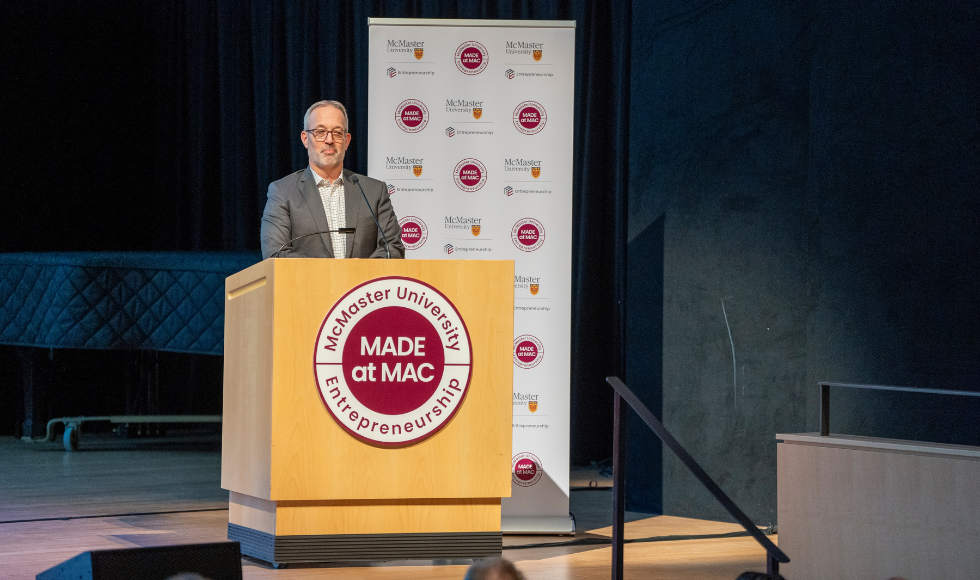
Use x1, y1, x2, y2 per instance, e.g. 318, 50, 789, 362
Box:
314, 277, 472, 447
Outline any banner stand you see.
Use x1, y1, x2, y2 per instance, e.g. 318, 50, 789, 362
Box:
368, 17, 576, 535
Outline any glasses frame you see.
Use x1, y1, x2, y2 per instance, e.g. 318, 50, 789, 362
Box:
305, 127, 347, 142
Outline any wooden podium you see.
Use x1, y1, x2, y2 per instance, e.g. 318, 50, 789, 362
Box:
221, 258, 514, 566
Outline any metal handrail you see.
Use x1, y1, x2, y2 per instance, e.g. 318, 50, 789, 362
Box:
819, 381, 980, 436
606, 377, 788, 579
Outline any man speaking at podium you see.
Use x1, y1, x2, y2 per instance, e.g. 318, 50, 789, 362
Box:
261, 100, 404, 260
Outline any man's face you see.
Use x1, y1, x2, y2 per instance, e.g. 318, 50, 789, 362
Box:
301, 105, 351, 175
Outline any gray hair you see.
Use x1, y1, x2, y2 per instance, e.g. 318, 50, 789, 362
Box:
303, 100, 349, 133
464, 558, 525, 580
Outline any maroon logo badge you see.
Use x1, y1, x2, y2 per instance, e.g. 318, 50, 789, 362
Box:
398, 217, 428, 250
314, 277, 472, 447
453, 158, 488, 192
511, 218, 545, 252
513, 335, 544, 369
512, 452, 543, 487
455, 41, 489, 75
395, 99, 429, 133
512, 101, 547, 135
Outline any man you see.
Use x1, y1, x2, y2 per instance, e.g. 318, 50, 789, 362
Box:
260, 100, 404, 259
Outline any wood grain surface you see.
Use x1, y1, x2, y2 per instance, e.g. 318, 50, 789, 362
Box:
222, 259, 514, 502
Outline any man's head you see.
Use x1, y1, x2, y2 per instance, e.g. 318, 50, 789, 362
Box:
301, 100, 351, 179
463, 558, 525, 580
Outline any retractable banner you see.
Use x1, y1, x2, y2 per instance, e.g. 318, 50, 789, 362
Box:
368, 18, 575, 533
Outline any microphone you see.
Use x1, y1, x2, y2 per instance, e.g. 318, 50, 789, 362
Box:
274, 228, 356, 258
351, 174, 391, 259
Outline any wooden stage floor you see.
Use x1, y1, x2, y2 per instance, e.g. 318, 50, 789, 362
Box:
0, 434, 775, 580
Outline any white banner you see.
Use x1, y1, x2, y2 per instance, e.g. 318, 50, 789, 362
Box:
368, 18, 575, 533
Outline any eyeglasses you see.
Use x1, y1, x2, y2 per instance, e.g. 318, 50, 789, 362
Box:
305, 128, 347, 142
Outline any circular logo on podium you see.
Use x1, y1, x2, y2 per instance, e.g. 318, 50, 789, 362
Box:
314, 277, 472, 447
512, 452, 543, 487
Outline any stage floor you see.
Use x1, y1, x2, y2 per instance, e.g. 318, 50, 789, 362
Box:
0, 434, 774, 579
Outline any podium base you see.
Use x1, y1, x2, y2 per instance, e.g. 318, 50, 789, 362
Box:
229, 523, 502, 565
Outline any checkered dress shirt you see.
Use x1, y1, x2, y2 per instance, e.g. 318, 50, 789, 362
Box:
316, 174, 347, 259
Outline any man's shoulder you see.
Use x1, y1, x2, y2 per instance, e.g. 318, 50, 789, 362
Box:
270, 168, 308, 190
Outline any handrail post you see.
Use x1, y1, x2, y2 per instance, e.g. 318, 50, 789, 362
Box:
611, 391, 627, 580
767, 552, 779, 575
820, 382, 830, 436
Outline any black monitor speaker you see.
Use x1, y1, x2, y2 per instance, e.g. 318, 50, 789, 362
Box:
36, 541, 242, 580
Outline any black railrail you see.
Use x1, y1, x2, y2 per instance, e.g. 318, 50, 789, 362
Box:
819, 381, 980, 437
606, 377, 788, 579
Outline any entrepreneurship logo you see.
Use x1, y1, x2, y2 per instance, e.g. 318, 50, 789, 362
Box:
455, 41, 489, 75
514, 335, 544, 369
387, 184, 396, 196
395, 99, 429, 133
453, 158, 488, 192
314, 277, 472, 447
444, 244, 454, 254
511, 218, 545, 252
512, 452, 543, 487
398, 217, 428, 250
505, 68, 515, 80
504, 186, 514, 197
387, 67, 397, 78
513, 101, 547, 135
446, 127, 456, 138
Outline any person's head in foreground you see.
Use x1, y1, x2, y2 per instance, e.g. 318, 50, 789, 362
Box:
464, 557, 525, 580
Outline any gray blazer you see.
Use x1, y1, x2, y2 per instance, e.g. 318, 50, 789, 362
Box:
260, 167, 404, 260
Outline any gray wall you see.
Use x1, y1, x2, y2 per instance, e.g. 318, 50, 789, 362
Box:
627, 0, 980, 523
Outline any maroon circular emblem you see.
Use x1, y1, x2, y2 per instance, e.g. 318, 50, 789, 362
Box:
395, 99, 429, 133
512, 101, 547, 135
513, 335, 544, 369
511, 218, 545, 252
512, 452, 543, 487
314, 277, 472, 447
455, 41, 489, 75
453, 158, 488, 192
398, 216, 428, 250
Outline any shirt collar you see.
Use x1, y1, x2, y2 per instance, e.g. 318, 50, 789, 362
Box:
312, 168, 344, 187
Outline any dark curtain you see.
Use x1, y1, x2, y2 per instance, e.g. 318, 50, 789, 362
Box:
1, 0, 629, 462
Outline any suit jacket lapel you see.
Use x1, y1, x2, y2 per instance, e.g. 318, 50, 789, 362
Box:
299, 167, 334, 258
343, 169, 363, 258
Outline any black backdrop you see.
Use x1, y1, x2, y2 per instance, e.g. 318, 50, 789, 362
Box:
1, 0, 630, 462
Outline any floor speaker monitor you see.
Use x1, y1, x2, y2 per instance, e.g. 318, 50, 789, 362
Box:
36, 541, 242, 580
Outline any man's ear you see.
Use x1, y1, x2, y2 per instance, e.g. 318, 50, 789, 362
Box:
301, 130, 310, 148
